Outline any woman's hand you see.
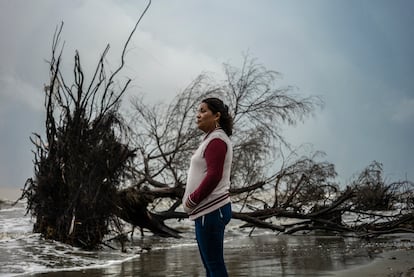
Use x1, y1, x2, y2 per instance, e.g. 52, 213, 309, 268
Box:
184, 196, 196, 213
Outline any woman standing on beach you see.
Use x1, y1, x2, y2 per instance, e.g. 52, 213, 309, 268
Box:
183, 97, 233, 276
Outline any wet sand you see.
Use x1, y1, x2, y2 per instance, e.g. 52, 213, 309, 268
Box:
29, 234, 414, 277
334, 249, 414, 277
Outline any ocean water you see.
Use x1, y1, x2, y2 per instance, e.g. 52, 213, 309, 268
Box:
0, 199, 197, 276
1, 195, 414, 276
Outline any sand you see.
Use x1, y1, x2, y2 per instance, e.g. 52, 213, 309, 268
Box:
28, 234, 414, 277
333, 249, 414, 277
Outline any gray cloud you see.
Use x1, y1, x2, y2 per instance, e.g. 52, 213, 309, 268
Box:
0, 0, 413, 188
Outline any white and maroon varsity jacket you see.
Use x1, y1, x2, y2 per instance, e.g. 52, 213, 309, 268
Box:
183, 128, 232, 220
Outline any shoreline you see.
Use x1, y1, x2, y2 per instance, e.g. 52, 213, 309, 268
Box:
3, 187, 413, 276
28, 248, 414, 277
27, 234, 414, 277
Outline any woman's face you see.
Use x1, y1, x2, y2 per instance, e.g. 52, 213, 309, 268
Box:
196, 102, 219, 133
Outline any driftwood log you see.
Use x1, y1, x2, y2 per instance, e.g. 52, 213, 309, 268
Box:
119, 183, 413, 239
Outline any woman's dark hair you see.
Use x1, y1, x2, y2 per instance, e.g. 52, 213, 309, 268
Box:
202, 97, 233, 136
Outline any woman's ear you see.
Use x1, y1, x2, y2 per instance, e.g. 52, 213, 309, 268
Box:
215, 112, 221, 120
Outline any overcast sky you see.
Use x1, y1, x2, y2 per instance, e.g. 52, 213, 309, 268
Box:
0, 0, 413, 189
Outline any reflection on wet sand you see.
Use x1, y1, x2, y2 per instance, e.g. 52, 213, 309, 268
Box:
35, 233, 405, 277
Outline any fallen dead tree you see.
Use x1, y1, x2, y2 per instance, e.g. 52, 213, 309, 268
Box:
19, 2, 153, 250
237, 163, 414, 237
115, 186, 181, 238
123, 172, 413, 239
124, 55, 414, 240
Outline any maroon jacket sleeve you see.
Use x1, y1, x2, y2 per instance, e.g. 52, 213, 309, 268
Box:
187, 138, 227, 207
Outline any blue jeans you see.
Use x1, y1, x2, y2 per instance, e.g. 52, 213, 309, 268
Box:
195, 203, 232, 277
